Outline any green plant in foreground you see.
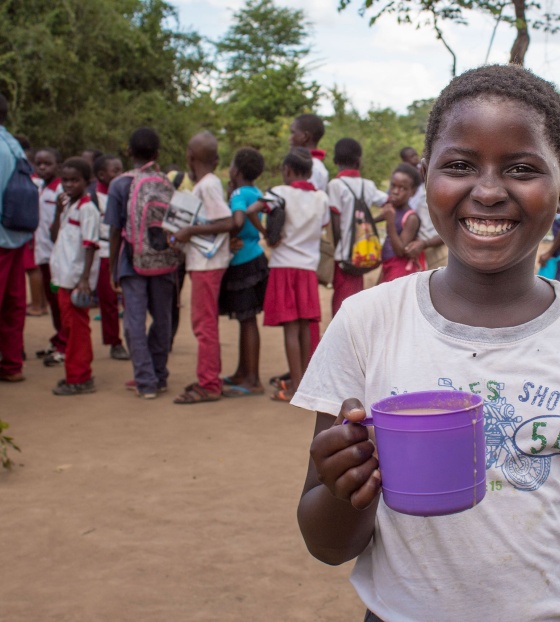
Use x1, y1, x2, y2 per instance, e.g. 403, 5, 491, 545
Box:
0, 420, 21, 469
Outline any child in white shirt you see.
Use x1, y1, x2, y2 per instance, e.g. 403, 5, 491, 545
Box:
50, 157, 99, 395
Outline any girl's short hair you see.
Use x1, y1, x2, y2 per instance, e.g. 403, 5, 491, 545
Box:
37, 147, 62, 163
393, 162, 422, 189
233, 147, 265, 182
425, 64, 560, 161
283, 147, 313, 177
62, 157, 91, 182
293, 114, 325, 143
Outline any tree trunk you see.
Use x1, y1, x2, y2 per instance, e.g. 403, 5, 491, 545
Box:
509, 0, 529, 65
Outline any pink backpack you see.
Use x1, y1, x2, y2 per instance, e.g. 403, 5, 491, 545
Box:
123, 162, 182, 275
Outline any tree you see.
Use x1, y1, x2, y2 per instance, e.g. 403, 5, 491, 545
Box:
338, 0, 559, 74
216, 0, 320, 143
0, 0, 216, 163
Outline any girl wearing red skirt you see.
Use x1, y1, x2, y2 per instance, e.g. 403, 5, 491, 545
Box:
248, 148, 330, 402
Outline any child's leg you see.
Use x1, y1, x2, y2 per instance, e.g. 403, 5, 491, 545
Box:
58, 288, 93, 384
283, 320, 304, 394
0, 246, 26, 377
121, 275, 158, 393
297, 319, 311, 382
309, 320, 320, 360
189, 270, 225, 395
26, 266, 46, 314
146, 273, 174, 389
40, 263, 67, 353
332, 264, 363, 317
238, 316, 262, 388
97, 257, 122, 347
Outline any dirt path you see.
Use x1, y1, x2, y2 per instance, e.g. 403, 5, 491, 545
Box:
1, 277, 373, 622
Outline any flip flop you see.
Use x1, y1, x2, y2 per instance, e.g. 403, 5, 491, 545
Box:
270, 389, 293, 402
222, 385, 264, 398
174, 383, 221, 405
222, 376, 238, 386
269, 372, 291, 389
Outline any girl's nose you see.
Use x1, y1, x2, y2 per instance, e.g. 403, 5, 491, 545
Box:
470, 176, 508, 207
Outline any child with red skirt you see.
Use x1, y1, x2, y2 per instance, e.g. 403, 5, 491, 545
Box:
248, 147, 330, 402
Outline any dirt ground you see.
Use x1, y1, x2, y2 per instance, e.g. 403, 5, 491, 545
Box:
1, 272, 383, 622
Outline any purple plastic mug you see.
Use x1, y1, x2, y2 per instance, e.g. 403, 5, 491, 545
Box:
368, 390, 486, 517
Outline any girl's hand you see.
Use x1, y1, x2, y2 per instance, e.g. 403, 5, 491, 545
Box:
310, 398, 381, 511
405, 239, 426, 259
229, 237, 243, 253
380, 203, 395, 221
56, 192, 69, 212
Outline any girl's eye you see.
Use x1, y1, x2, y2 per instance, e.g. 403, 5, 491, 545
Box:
508, 164, 536, 175
446, 161, 471, 171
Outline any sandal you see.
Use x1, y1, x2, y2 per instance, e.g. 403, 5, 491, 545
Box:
269, 372, 291, 389
174, 383, 222, 405
222, 385, 264, 398
270, 389, 294, 402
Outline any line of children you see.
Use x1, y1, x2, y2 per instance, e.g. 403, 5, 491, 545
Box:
49, 158, 100, 395
294, 63, 560, 621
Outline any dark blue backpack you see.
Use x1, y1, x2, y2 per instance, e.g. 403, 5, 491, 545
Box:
1, 139, 39, 232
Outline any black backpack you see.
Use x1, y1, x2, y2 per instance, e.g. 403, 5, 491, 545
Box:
1, 137, 39, 232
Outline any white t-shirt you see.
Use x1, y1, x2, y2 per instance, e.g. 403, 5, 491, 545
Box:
327, 175, 387, 262
50, 195, 100, 290
268, 185, 330, 271
310, 157, 329, 192
292, 271, 560, 622
34, 178, 63, 265
185, 173, 231, 271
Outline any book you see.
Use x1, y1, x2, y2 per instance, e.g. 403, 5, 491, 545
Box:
162, 190, 228, 258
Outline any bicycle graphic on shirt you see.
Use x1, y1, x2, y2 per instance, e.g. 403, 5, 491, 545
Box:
437, 378, 551, 491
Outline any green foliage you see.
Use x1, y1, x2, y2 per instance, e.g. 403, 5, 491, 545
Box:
216, 0, 320, 150
0, 0, 216, 164
0, 420, 20, 470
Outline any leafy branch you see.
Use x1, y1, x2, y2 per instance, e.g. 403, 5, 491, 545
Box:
0, 420, 21, 470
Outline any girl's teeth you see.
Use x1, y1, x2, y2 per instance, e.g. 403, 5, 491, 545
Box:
464, 218, 514, 237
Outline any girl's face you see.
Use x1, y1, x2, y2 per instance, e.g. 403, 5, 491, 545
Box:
289, 121, 308, 148
389, 172, 416, 208
35, 151, 58, 182
97, 158, 123, 185
424, 97, 560, 274
61, 167, 88, 201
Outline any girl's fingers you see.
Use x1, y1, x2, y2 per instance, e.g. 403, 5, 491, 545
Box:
333, 398, 367, 425
349, 468, 382, 510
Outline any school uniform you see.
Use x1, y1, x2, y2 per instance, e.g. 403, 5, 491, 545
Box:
327, 170, 387, 315
263, 181, 330, 326
50, 195, 100, 384
0, 127, 32, 378
185, 173, 231, 395
35, 177, 67, 353
94, 181, 123, 348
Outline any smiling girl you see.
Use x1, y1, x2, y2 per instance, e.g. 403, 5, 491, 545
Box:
292, 65, 560, 621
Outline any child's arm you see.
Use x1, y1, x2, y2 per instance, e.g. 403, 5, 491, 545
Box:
108, 226, 122, 293
50, 193, 68, 243
380, 204, 420, 257
231, 210, 246, 237
405, 234, 444, 260
331, 211, 341, 248
246, 200, 267, 237
76, 246, 96, 296
298, 399, 381, 565
172, 216, 234, 244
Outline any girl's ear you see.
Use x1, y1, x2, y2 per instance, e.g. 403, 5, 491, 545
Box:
421, 158, 428, 187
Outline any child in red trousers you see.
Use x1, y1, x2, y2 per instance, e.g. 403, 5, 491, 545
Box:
50, 157, 100, 396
